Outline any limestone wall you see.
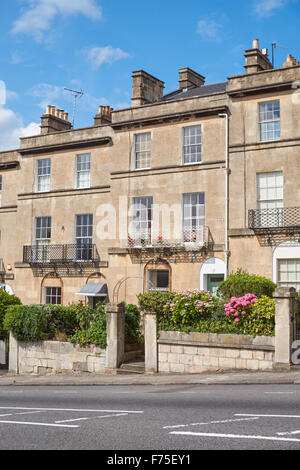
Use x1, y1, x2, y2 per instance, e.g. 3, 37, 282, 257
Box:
9, 335, 106, 375
158, 331, 275, 373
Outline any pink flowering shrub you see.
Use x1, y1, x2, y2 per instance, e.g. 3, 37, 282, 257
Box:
163, 289, 215, 326
224, 293, 258, 325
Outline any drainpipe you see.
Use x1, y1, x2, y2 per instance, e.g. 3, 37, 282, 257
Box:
218, 111, 231, 279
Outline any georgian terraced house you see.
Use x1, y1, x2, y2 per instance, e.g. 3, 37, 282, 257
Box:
1, 38, 300, 307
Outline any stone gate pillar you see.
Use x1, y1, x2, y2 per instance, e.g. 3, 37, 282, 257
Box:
144, 311, 158, 374
105, 303, 125, 373
274, 286, 296, 368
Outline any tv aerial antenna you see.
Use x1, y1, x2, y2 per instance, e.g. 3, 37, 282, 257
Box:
271, 42, 287, 67
64, 87, 84, 128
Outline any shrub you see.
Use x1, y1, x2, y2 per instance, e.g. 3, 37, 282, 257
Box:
217, 269, 276, 301
41, 305, 79, 336
4, 304, 80, 342
224, 293, 258, 324
0, 289, 22, 331
225, 295, 275, 337
69, 304, 107, 349
162, 290, 216, 329
137, 291, 176, 325
124, 303, 142, 344
69, 302, 142, 348
4, 305, 55, 342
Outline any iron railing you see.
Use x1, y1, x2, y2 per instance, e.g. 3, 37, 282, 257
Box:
23, 244, 99, 264
248, 207, 300, 231
126, 226, 212, 250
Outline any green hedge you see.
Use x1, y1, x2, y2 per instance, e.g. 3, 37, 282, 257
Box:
217, 269, 276, 301
4, 304, 79, 342
0, 289, 22, 331
4, 301, 143, 349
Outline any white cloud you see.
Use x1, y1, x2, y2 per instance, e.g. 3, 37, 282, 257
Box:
196, 18, 223, 42
253, 0, 289, 17
12, 0, 102, 41
0, 106, 39, 151
86, 46, 131, 69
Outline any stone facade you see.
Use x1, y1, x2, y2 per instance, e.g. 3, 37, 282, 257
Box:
158, 331, 275, 373
0, 38, 300, 306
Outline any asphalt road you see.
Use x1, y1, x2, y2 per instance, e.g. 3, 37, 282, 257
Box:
0, 383, 300, 451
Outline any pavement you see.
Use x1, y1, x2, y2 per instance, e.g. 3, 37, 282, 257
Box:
1, 368, 300, 386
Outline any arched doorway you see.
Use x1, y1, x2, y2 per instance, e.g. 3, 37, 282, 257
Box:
200, 258, 226, 295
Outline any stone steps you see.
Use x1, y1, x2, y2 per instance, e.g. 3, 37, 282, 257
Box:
117, 357, 145, 375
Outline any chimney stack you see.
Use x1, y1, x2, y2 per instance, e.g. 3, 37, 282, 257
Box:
244, 38, 273, 74
178, 68, 205, 89
283, 53, 300, 68
40, 105, 72, 135
131, 70, 164, 107
94, 105, 113, 126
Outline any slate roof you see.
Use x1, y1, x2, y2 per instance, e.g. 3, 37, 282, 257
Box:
161, 81, 227, 102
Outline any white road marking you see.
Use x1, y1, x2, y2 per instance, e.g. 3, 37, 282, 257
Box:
277, 430, 300, 436
0, 420, 79, 428
55, 413, 128, 424
163, 417, 259, 430
235, 413, 300, 419
0, 414, 13, 417
0, 406, 143, 414
16, 411, 42, 416
170, 431, 300, 443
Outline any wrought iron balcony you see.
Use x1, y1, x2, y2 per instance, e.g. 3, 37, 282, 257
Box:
23, 244, 99, 264
126, 226, 213, 250
248, 207, 300, 232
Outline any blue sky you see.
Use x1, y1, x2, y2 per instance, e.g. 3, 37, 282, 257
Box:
1, 0, 300, 150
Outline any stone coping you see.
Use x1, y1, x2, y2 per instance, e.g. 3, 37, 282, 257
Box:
158, 331, 275, 351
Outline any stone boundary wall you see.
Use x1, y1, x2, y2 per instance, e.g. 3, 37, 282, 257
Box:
9, 335, 106, 375
158, 331, 275, 373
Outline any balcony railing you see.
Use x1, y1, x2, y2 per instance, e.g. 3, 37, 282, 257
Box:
23, 244, 99, 264
126, 226, 212, 250
248, 207, 300, 231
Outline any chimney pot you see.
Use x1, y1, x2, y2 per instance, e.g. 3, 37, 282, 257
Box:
40, 105, 71, 134
253, 39, 259, 49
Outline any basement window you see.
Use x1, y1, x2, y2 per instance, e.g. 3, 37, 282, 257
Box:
44, 287, 62, 305
147, 270, 170, 291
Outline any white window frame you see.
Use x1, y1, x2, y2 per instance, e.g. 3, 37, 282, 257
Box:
34, 216, 51, 262
130, 196, 153, 244
257, 171, 283, 227
182, 192, 205, 242
182, 125, 202, 165
147, 269, 170, 291
259, 100, 280, 142
277, 259, 300, 292
74, 214, 93, 261
133, 133, 151, 170
75, 153, 91, 189
36, 158, 51, 193
44, 287, 62, 305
